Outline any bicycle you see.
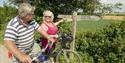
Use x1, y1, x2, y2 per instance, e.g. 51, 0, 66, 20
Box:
31, 32, 81, 63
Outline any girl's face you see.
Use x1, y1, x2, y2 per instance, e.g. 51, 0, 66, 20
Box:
44, 15, 52, 22
43, 11, 53, 22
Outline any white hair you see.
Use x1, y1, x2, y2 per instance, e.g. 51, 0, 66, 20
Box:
18, 3, 35, 18
43, 10, 54, 21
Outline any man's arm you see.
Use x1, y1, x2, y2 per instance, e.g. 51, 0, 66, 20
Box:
37, 27, 55, 42
4, 40, 32, 63
4, 40, 23, 59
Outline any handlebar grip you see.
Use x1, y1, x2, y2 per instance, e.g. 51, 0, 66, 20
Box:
30, 54, 46, 62
29, 51, 41, 62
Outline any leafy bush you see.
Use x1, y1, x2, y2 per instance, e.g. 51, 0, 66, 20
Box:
0, 5, 17, 24
0, 5, 17, 43
76, 20, 125, 63
58, 21, 72, 33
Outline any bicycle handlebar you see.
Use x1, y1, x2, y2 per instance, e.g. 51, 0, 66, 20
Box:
30, 41, 54, 62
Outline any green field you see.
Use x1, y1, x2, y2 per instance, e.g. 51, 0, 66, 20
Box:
0, 20, 122, 44
76, 20, 122, 32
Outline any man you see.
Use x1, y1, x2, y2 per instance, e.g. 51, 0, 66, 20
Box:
4, 3, 54, 63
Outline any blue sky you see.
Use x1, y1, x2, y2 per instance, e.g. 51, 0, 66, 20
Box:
0, 0, 125, 12
0, 0, 7, 6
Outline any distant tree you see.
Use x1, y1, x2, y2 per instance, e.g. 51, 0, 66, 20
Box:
95, 2, 122, 14
113, 3, 122, 10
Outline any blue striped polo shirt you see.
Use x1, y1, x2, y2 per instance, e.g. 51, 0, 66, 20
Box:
4, 16, 39, 53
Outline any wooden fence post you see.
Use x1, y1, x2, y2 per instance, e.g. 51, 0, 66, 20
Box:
70, 11, 77, 51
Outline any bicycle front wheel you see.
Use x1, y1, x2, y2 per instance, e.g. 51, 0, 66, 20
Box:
56, 50, 81, 63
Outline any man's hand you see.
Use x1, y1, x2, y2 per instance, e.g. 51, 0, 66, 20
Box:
4, 40, 32, 63
18, 53, 32, 63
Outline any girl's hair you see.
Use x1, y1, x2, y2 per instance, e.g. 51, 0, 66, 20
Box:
18, 3, 35, 18
43, 10, 54, 21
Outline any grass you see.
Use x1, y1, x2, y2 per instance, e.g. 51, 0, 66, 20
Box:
76, 19, 122, 32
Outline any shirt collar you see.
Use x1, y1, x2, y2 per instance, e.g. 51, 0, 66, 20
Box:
17, 16, 34, 27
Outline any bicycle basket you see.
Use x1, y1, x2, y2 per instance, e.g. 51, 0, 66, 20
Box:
59, 32, 73, 48
59, 32, 73, 43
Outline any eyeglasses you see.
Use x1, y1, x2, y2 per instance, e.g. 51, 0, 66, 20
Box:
45, 16, 51, 18
27, 13, 35, 16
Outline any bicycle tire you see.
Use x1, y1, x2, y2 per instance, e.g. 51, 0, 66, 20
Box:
56, 50, 81, 63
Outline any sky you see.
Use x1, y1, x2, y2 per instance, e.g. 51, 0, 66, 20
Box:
100, 0, 125, 4
0, 0, 8, 6
100, 0, 125, 12
0, 0, 125, 12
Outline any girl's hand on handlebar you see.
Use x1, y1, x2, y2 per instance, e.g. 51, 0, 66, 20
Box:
50, 34, 59, 38
47, 34, 58, 43
48, 38, 55, 43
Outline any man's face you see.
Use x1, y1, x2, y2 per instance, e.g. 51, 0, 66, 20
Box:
25, 12, 35, 22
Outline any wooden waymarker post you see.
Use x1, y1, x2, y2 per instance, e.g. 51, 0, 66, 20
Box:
70, 11, 77, 51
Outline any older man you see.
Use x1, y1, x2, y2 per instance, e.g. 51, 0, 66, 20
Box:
4, 3, 54, 63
